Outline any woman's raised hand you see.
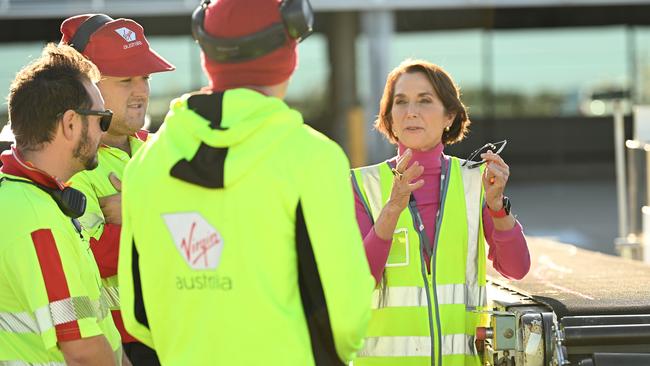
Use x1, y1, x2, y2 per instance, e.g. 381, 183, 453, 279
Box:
386, 149, 425, 212
481, 150, 510, 211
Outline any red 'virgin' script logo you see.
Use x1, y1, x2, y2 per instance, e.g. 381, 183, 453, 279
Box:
180, 221, 221, 267
163, 212, 224, 270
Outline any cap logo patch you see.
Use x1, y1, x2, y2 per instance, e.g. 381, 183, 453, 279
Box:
162, 212, 224, 270
115, 27, 136, 42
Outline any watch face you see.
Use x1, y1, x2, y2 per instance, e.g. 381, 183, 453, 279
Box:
503, 196, 511, 215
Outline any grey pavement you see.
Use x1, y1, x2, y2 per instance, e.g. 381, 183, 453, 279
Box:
507, 179, 618, 255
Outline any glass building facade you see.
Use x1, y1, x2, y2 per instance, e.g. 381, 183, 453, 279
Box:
1, 25, 648, 128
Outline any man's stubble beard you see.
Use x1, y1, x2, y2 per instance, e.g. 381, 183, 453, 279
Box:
73, 118, 99, 171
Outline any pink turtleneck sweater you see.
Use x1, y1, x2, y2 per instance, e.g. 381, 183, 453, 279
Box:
354, 143, 530, 284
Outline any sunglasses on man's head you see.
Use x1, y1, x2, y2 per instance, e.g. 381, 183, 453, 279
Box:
461, 140, 507, 169
75, 109, 113, 132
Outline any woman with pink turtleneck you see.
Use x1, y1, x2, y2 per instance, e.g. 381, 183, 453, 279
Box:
350, 59, 530, 366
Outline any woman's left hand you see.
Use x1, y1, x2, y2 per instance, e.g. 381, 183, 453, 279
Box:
481, 150, 510, 211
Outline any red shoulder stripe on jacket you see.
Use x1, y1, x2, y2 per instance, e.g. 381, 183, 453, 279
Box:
32, 229, 82, 341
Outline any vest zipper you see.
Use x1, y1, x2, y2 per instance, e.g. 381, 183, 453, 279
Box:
407, 156, 451, 366
431, 157, 451, 366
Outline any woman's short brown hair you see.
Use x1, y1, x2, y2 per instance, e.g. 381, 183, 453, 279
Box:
374, 59, 470, 145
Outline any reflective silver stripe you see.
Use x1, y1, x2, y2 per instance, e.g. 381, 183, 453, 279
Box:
459, 162, 483, 308
50, 296, 105, 325
371, 286, 428, 309
0, 296, 109, 335
357, 165, 384, 220
0, 310, 40, 333
0, 361, 65, 366
50, 297, 91, 325
373, 284, 484, 309
437, 283, 468, 305
359, 334, 476, 357
479, 285, 487, 308
441, 333, 477, 356
101, 285, 120, 310
465, 286, 487, 311
359, 336, 431, 357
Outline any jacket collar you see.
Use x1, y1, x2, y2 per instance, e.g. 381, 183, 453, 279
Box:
0, 146, 66, 190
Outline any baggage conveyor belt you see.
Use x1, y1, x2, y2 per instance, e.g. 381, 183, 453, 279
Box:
486, 237, 650, 318
482, 238, 650, 365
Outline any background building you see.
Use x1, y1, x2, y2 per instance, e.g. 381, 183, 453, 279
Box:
2, 0, 650, 252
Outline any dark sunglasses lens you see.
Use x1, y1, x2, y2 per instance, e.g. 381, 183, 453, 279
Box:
100, 114, 112, 132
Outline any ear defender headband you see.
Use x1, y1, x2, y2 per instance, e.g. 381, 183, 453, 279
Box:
191, 0, 314, 63
68, 14, 114, 52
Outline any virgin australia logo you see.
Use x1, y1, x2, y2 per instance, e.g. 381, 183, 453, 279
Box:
162, 212, 224, 270
115, 27, 136, 42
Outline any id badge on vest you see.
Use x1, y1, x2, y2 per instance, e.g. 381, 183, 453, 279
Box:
386, 227, 409, 267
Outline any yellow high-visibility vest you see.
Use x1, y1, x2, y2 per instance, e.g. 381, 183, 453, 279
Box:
351, 157, 487, 366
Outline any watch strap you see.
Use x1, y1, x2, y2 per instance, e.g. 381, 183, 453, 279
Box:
487, 196, 510, 218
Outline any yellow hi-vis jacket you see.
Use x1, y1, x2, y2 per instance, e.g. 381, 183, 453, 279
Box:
351, 157, 487, 366
0, 151, 121, 364
118, 89, 375, 365
70, 132, 147, 343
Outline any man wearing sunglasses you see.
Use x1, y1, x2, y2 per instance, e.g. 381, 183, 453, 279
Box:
0, 44, 126, 365
61, 14, 174, 365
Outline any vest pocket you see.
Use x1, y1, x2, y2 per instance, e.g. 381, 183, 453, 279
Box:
386, 228, 409, 267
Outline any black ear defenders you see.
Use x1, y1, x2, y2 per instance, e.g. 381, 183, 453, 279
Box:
0, 177, 87, 219
191, 0, 314, 63
67, 14, 114, 53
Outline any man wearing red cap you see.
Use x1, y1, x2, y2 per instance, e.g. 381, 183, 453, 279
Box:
60, 14, 175, 365
116, 0, 374, 365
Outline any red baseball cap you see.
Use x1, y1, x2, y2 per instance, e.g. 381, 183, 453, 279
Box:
60, 14, 175, 77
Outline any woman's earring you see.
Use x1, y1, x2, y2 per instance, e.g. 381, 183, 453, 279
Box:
444, 126, 450, 132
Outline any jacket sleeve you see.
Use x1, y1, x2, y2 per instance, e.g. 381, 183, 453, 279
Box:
117, 165, 154, 347
298, 141, 374, 363
352, 184, 393, 284
88, 223, 121, 278
2, 229, 106, 350
69, 171, 121, 278
482, 210, 531, 280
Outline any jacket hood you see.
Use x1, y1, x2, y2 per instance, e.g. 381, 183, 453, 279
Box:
161, 88, 304, 188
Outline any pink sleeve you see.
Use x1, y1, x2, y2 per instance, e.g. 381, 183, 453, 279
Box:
483, 206, 531, 280
353, 182, 392, 285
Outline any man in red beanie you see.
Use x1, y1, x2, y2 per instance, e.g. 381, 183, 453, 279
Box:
60, 14, 175, 366
116, 0, 374, 365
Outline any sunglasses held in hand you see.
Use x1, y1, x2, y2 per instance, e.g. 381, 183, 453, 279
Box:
461, 140, 507, 169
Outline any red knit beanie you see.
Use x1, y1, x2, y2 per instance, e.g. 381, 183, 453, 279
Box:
201, 0, 298, 91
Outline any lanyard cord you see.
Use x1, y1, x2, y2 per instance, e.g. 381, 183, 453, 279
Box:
406, 155, 448, 260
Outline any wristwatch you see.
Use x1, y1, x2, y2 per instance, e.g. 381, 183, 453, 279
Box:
487, 196, 511, 218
